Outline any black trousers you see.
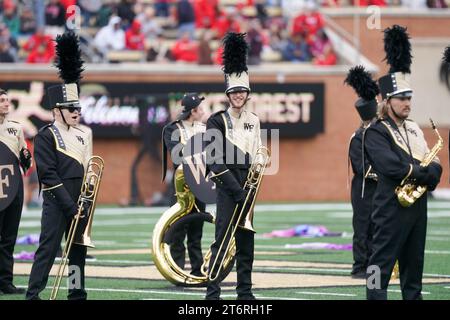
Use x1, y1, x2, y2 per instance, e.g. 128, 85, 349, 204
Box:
206, 171, 254, 299
0, 179, 23, 288
170, 199, 205, 275
351, 178, 376, 273
26, 181, 87, 300
366, 192, 427, 300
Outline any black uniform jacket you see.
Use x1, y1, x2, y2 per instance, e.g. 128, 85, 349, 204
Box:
34, 122, 91, 218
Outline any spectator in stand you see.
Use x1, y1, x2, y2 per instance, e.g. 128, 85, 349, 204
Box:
125, 19, 145, 51
136, 6, 162, 40
291, 2, 325, 41
400, 0, 428, 9
282, 32, 311, 62
313, 44, 337, 65
1, 0, 20, 38
267, 22, 288, 54
155, 0, 171, 17
247, 19, 264, 65
0, 38, 15, 63
176, 0, 196, 40
213, 7, 241, 39
26, 42, 54, 63
94, 16, 126, 59
311, 30, 337, 66
0, 23, 18, 59
427, 0, 448, 7
146, 34, 171, 62
117, 0, 137, 29
197, 30, 213, 65
194, 0, 218, 29
23, 27, 55, 63
78, 0, 103, 27
60, 0, 76, 10
20, 5, 38, 36
352, 0, 387, 5
171, 31, 198, 63
96, 1, 115, 28
45, 0, 66, 27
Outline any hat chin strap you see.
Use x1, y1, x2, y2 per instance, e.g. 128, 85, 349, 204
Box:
389, 103, 406, 123
58, 108, 71, 129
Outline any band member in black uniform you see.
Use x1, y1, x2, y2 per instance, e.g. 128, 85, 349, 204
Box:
344, 66, 379, 279
0, 89, 32, 295
364, 25, 442, 300
205, 33, 262, 300
161, 92, 207, 277
26, 31, 92, 300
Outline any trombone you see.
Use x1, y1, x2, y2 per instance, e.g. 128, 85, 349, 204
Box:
49, 156, 104, 300
208, 146, 270, 282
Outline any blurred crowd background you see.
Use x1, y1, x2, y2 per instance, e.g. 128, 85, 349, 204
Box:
0, 0, 446, 66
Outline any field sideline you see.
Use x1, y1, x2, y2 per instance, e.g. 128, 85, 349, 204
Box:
2, 201, 450, 300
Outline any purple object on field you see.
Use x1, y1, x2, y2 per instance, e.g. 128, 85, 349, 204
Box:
285, 243, 353, 251
263, 225, 341, 238
13, 251, 35, 260
16, 234, 40, 245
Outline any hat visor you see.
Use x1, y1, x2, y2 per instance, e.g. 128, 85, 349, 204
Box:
226, 86, 250, 94
389, 90, 413, 99
54, 101, 81, 108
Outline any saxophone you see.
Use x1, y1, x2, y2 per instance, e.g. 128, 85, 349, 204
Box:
395, 119, 443, 207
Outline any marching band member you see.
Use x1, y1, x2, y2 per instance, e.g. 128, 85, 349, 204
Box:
344, 66, 379, 279
161, 92, 207, 277
364, 25, 442, 300
26, 31, 92, 300
205, 33, 262, 300
0, 88, 32, 295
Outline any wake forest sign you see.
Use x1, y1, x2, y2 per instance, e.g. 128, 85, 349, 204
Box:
5, 82, 325, 139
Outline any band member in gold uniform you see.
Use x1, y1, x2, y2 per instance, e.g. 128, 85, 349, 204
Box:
161, 92, 207, 277
0, 89, 32, 295
205, 33, 262, 300
364, 25, 442, 300
26, 31, 92, 300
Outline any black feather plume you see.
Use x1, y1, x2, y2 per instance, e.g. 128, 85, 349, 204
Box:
55, 31, 84, 85
222, 32, 248, 76
443, 46, 450, 64
383, 25, 412, 74
344, 65, 379, 101
440, 46, 450, 91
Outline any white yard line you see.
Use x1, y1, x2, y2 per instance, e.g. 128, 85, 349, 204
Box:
296, 291, 357, 297
387, 289, 430, 295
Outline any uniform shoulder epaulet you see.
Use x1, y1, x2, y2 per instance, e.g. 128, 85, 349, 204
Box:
38, 123, 53, 133
211, 110, 226, 118
405, 119, 414, 122
7, 120, 19, 124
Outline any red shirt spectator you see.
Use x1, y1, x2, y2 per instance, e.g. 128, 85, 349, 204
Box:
292, 11, 325, 39
213, 9, 241, 39
23, 29, 55, 63
60, 0, 76, 10
171, 34, 198, 62
194, 0, 217, 29
125, 20, 145, 50
352, 0, 386, 6
26, 44, 55, 63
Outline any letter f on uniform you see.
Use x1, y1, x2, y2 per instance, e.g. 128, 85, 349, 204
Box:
0, 165, 14, 199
